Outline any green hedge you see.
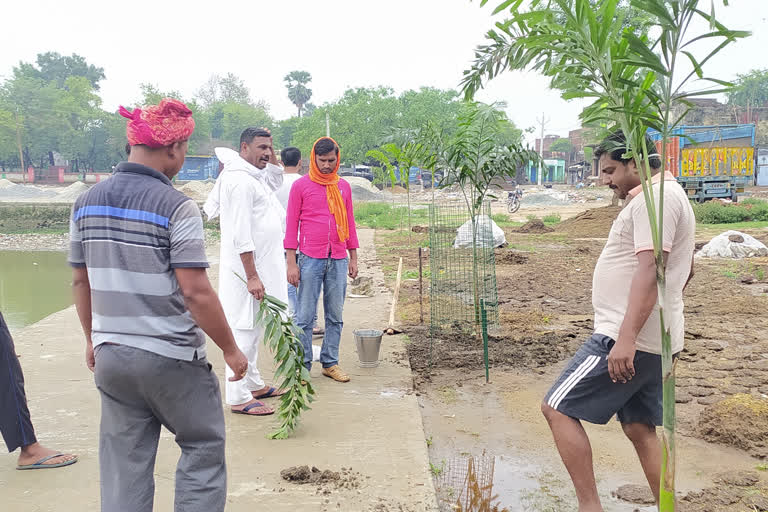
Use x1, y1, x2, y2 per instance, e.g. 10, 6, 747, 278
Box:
693, 198, 768, 224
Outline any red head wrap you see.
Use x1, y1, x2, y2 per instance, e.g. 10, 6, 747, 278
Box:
119, 98, 195, 148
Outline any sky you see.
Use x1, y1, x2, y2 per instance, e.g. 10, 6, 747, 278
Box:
1, 0, 766, 146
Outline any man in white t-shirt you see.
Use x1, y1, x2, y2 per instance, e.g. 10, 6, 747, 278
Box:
276, 147, 304, 317
541, 131, 695, 512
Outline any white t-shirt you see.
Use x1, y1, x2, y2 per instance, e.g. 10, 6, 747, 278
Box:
592, 173, 695, 355
275, 173, 302, 210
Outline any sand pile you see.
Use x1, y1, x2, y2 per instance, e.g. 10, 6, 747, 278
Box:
555, 205, 621, 238
345, 176, 383, 201
0, 182, 57, 201
56, 181, 90, 201
177, 181, 215, 201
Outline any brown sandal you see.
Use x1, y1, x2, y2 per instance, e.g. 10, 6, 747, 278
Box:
322, 365, 350, 383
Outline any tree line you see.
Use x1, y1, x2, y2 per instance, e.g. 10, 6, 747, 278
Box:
0, 52, 522, 174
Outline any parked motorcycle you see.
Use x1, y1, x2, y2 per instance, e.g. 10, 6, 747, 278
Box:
507, 185, 523, 213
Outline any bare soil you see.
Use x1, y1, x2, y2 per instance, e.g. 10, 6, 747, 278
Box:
280, 466, 363, 491
513, 219, 553, 234
554, 205, 622, 238
375, 200, 768, 510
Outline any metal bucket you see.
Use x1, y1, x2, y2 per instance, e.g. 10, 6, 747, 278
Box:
354, 329, 383, 368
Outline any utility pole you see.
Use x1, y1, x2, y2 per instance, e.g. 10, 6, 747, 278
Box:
15, 108, 25, 184
325, 111, 330, 138
536, 112, 549, 187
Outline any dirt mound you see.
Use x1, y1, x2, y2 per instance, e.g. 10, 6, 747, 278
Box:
404, 325, 581, 375
514, 219, 553, 234
698, 394, 768, 458
177, 181, 214, 201
496, 250, 528, 265
411, 225, 428, 233
555, 205, 621, 238
613, 484, 655, 505
280, 466, 362, 490
679, 474, 768, 512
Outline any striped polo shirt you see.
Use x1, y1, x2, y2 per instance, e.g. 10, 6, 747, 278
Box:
68, 162, 209, 361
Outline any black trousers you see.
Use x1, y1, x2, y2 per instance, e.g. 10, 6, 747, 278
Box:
0, 312, 36, 452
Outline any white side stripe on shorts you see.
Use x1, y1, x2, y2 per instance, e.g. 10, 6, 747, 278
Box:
547, 355, 601, 410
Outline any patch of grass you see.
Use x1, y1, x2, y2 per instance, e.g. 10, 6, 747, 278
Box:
426, 436, 433, 448
437, 386, 458, 404
403, 269, 419, 279
542, 213, 562, 225
756, 463, 768, 472
401, 268, 431, 280
354, 201, 430, 230
693, 198, 768, 224
721, 269, 738, 279
430, 461, 444, 477
491, 213, 522, 227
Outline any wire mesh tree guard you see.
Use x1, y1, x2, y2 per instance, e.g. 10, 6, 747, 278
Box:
428, 200, 499, 336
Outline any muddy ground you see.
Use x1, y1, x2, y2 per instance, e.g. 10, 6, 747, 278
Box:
376, 201, 768, 511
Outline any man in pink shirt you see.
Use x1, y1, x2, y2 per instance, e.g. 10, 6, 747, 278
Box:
284, 138, 359, 382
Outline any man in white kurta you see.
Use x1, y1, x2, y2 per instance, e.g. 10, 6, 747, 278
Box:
204, 128, 288, 416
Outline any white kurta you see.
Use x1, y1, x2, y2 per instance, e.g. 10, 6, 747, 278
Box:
204, 148, 288, 404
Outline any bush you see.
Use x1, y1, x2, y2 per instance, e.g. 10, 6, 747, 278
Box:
693, 198, 768, 224
542, 213, 562, 224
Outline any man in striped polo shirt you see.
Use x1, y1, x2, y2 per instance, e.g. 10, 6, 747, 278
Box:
69, 98, 247, 512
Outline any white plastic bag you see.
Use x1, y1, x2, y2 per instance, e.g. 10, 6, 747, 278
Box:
696, 230, 768, 259
453, 215, 507, 249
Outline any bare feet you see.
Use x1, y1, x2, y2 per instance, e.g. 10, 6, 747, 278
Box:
231, 398, 274, 416
17, 442, 77, 468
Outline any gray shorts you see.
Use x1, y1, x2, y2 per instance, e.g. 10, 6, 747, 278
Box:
544, 333, 668, 426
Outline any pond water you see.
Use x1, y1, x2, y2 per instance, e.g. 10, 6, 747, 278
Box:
0, 251, 73, 331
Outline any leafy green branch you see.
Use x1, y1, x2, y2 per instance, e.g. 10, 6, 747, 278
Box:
235, 273, 315, 439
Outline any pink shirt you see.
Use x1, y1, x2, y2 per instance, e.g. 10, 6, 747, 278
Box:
283, 175, 359, 259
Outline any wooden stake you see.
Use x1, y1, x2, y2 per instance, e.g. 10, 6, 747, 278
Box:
386, 257, 403, 335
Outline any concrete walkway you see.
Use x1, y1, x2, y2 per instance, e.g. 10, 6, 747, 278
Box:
2, 229, 438, 512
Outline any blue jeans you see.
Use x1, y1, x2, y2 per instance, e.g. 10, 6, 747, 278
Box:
288, 283, 317, 324
296, 253, 348, 369
287, 258, 317, 326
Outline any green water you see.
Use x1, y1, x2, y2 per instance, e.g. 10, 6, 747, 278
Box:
0, 251, 72, 330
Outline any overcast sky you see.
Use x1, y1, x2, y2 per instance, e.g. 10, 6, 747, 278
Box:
2, 0, 766, 146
